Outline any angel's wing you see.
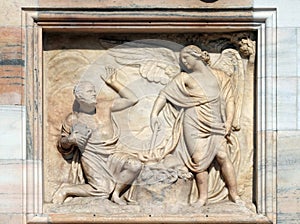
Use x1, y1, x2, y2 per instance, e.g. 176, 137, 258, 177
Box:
107, 40, 182, 85
212, 49, 245, 131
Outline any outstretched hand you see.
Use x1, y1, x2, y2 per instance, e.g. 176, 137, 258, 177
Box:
101, 66, 118, 85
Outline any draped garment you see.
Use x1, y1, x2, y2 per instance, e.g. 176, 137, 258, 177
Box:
155, 68, 235, 173
57, 112, 128, 198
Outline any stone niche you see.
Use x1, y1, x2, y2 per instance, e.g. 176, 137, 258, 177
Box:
24, 7, 277, 224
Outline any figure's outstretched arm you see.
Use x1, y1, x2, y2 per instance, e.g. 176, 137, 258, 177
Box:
102, 66, 138, 112
150, 94, 167, 131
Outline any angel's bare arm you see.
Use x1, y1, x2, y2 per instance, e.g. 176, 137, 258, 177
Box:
223, 80, 235, 136
151, 94, 166, 116
150, 94, 167, 131
103, 67, 138, 112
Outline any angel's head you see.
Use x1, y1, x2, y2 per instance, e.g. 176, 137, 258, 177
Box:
180, 45, 211, 71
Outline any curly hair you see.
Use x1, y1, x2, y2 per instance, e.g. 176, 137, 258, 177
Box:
73, 81, 95, 102
180, 45, 211, 65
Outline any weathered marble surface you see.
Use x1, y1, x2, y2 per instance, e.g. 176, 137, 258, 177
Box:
0, 106, 25, 222
0, 106, 24, 159
0, 0, 300, 223
276, 131, 300, 224
42, 33, 255, 215
253, 2, 300, 223
37, 0, 252, 8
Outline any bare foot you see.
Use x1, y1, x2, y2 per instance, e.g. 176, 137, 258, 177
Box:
233, 197, 246, 206
126, 199, 138, 205
52, 183, 68, 204
111, 192, 127, 206
230, 194, 245, 206
191, 198, 207, 207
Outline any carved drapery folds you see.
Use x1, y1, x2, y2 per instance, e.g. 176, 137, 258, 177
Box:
44, 32, 256, 216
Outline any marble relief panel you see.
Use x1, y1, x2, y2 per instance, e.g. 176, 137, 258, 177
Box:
42, 32, 258, 218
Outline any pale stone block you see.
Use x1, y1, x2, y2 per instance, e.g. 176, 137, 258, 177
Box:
0, 193, 22, 213
277, 131, 300, 223
254, 0, 300, 28
0, 214, 24, 224
277, 28, 297, 77
277, 78, 297, 130
0, 0, 37, 27
298, 78, 300, 130
297, 30, 300, 129
278, 215, 300, 224
0, 162, 22, 194
277, 131, 300, 180
0, 161, 22, 213
0, 92, 22, 105
0, 106, 25, 159
297, 29, 300, 78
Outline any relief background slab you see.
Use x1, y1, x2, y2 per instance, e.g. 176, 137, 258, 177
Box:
42, 32, 256, 217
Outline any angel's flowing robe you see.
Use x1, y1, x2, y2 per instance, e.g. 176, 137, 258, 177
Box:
160, 69, 233, 172
153, 68, 240, 203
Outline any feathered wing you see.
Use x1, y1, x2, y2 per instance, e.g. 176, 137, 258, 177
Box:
107, 40, 182, 84
212, 49, 245, 131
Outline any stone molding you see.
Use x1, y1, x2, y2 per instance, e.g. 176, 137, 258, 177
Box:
22, 7, 277, 224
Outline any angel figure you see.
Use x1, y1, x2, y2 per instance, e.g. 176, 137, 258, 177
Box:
150, 45, 243, 206
106, 40, 245, 206
53, 67, 142, 205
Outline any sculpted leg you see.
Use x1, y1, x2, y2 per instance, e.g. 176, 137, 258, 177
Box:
111, 160, 142, 205
194, 171, 208, 206
191, 149, 208, 206
111, 183, 128, 205
216, 150, 242, 204
52, 183, 95, 204
52, 183, 69, 204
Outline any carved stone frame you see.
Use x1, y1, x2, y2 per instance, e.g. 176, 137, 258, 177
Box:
22, 7, 277, 224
